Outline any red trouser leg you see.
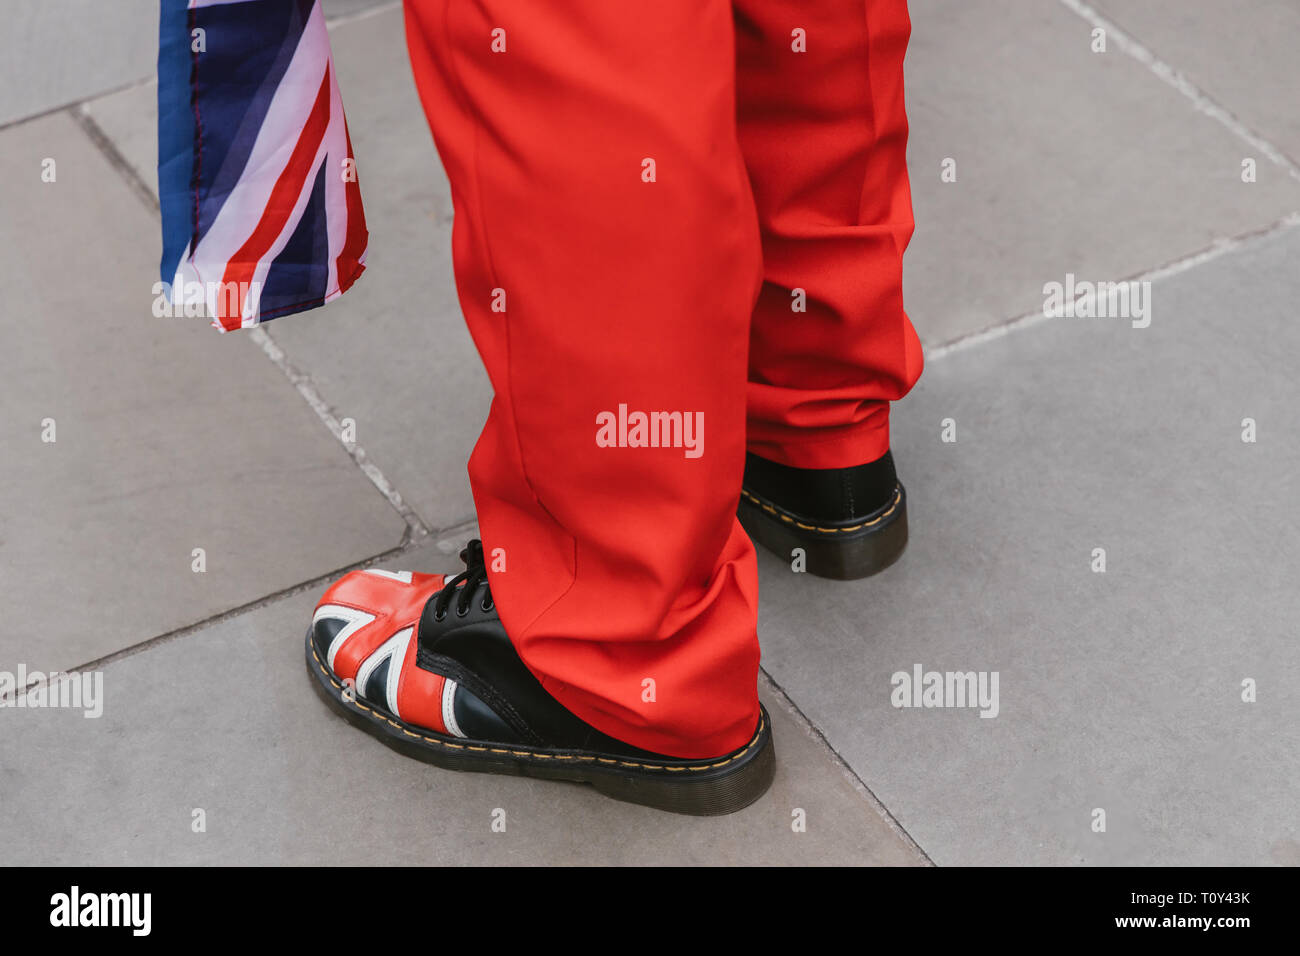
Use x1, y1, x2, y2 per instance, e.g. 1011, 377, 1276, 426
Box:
736, 0, 923, 469
403, 0, 764, 758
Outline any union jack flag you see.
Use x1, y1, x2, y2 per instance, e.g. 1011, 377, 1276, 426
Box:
157, 0, 368, 331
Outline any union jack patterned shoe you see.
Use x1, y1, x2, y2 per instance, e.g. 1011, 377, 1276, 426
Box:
305, 540, 775, 815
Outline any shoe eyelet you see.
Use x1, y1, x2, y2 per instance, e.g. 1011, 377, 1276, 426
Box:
455, 604, 470, 618
480, 598, 492, 613
433, 609, 446, 623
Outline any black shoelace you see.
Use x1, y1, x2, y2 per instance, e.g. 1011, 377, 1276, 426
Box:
430, 539, 494, 621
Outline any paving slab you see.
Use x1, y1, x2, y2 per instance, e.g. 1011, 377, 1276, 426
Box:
0, 112, 406, 673
755, 223, 1300, 865
85, 8, 488, 535
323, 0, 396, 20
0, 540, 924, 866
1090, 0, 1300, 164
1, 1, 155, 127
902, 0, 1300, 346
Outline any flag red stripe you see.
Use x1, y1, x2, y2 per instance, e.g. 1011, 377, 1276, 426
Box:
218, 65, 333, 329
335, 117, 368, 295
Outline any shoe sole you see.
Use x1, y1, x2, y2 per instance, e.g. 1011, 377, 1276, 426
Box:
738, 482, 909, 580
304, 629, 775, 816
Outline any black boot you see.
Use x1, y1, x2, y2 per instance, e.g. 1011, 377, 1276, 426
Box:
738, 450, 908, 580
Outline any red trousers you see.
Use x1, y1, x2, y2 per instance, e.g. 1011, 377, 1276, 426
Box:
404, 0, 922, 757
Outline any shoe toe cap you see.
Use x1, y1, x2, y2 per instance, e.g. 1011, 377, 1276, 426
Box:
309, 568, 447, 673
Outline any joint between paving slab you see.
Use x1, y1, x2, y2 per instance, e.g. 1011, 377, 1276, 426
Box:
247, 327, 433, 538
67, 103, 158, 213
0, 514, 484, 707
0, 77, 152, 134
759, 667, 936, 866
0, 538, 417, 705
1057, 0, 1300, 183
925, 210, 1300, 362
65, 96, 432, 544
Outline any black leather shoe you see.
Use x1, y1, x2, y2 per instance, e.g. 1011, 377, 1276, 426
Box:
738, 450, 908, 580
305, 541, 775, 816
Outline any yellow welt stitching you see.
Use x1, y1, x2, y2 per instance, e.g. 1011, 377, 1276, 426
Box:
741, 486, 900, 535
309, 632, 765, 772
